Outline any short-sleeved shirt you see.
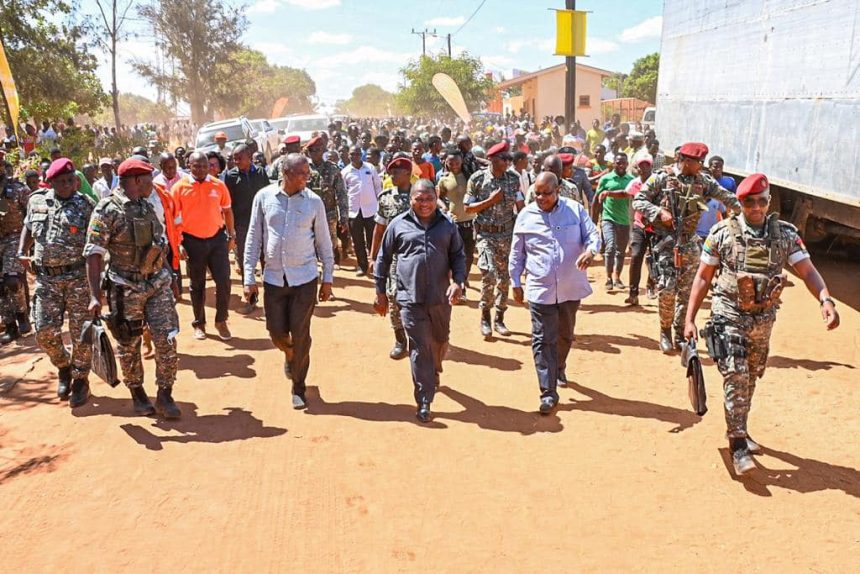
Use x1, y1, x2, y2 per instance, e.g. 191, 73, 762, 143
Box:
701, 214, 809, 320
25, 190, 94, 269
375, 186, 412, 227
597, 171, 634, 225
437, 172, 473, 223
695, 198, 727, 238
171, 174, 231, 239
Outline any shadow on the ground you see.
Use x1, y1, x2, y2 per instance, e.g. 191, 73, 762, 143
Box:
438, 387, 564, 435
0, 375, 56, 411
303, 386, 448, 429
446, 344, 523, 371
314, 295, 376, 318
574, 333, 657, 354
767, 355, 855, 372
178, 352, 256, 379
718, 446, 860, 499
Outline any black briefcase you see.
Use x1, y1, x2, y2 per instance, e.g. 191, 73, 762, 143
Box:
80, 318, 121, 387
681, 339, 707, 416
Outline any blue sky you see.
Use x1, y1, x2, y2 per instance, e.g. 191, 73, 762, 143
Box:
85, 0, 663, 113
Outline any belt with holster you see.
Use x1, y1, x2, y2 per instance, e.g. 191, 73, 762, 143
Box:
112, 268, 158, 282
475, 220, 514, 235
457, 220, 474, 229
33, 260, 85, 276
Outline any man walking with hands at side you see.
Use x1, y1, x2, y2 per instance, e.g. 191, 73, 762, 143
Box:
510, 172, 601, 414
243, 154, 334, 410
374, 180, 466, 423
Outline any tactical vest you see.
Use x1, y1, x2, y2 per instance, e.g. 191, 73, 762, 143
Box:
106, 194, 165, 276
716, 214, 787, 313
0, 184, 26, 236
661, 175, 710, 242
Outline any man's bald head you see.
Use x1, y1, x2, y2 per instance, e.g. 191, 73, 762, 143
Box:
411, 178, 437, 198
188, 151, 207, 164
282, 152, 308, 174
535, 172, 559, 188
533, 172, 560, 211
542, 154, 562, 177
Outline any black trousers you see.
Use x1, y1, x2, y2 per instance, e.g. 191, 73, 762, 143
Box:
349, 211, 376, 273
400, 303, 451, 405
628, 226, 649, 296
529, 300, 580, 401
457, 221, 476, 283
264, 279, 317, 395
234, 225, 264, 284
183, 231, 231, 328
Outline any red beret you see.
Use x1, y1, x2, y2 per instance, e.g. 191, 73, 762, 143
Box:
387, 157, 413, 172
117, 158, 154, 178
678, 142, 709, 160
486, 141, 510, 158
558, 153, 575, 166
736, 173, 769, 200
45, 158, 76, 180
304, 135, 324, 149
283, 135, 301, 145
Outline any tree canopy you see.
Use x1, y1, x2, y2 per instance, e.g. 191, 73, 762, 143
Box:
604, 52, 659, 104
396, 53, 494, 118
336, 84, 396, 117
0, 0, 106, 121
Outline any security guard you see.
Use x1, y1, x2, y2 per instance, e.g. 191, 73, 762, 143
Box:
18, 158, 94, 405
0, 169, 32, 344
684, 173, 840, 475
633, 142, 740, 353
84, 158, 182, 419
464, 141, 525, 338
369, 157, 414, 359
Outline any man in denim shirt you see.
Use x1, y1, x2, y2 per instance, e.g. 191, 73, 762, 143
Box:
243, 154, 335, 410
509, 172, 601, 414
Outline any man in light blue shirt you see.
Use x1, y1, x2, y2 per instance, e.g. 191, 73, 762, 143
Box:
509, 172, 601, 414
243, 154, 335, 410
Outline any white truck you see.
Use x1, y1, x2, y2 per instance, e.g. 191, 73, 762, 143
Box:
656, 0, 860, 247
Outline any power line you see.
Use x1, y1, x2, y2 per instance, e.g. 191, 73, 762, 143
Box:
453, 0, 488, 36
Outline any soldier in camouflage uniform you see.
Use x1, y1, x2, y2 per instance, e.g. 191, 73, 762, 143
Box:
84, 158, 182, 419
525, 154, 585, 207
18, 159, 94, 406
0, 170, 32, 344
305, 135, 348, 266
464, 141, 525, 339
633, 142, 739, 353
369, 157, 414, 359
684, 173, 839, 476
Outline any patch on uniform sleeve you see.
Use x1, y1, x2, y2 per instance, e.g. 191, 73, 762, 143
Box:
702, 235, 717, 255
795, 236, 806, 251
88, 217, 104, 236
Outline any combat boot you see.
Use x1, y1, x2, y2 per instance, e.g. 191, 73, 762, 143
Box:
57, 366, 73, 400
68, 378, 90, 408
155, 387, 181, 419
659, 329, 673, 354
130, 386, 156, 416
480, 309, 492, 339
16, 313, 32, 336
0, 322, 19, 345
494, 311, 511, 336
730, 437, 755, 475
389, 329, 408, 360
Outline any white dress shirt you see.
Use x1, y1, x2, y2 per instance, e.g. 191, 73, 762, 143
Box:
341, 161, 381, 218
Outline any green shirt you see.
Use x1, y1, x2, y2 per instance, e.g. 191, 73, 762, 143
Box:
598, 171, 634, 225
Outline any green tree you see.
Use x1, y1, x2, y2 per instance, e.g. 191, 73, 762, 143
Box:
336, 84, 396, 117
0, 0, 107, 122
91, 0, 136, 131
396, 53, 494, 118
211, 48, 315, 118
134, 0, 247, 124
621, 53, 658, 104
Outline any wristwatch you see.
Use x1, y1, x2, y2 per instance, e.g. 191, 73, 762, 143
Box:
820, 296, 835, 307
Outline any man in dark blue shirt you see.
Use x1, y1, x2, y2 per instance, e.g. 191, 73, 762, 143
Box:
374, 179, 467, 422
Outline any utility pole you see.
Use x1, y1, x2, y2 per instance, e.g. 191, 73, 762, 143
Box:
411, 28, 437, 56
564, 0, 576, 131
446, 33, 452, 57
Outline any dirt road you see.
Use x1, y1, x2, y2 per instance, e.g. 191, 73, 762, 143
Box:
1, 253, 857, 572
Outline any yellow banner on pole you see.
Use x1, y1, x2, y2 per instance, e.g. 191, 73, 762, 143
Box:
0, 34, 19, 139
554, 9, 587, 57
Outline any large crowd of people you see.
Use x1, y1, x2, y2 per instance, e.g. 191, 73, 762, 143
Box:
0, 111, 841, 476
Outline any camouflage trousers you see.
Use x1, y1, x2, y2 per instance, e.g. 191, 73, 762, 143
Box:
109, 272, 179, 389
657, 243, 700, 339
385, 259, 403, 332
33, 272, 92, 380
476, 233, 512, 313
714, 313, 775, 438
327, 217, 340, 261
0, 234, 27, 324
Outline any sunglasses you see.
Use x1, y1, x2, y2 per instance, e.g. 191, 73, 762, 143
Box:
742, 196, 770, 208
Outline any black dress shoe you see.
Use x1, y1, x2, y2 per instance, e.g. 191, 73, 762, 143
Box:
416, 401, 431, 423
539, 397, 557, 415
292, 394, 307, 410
57, 366, 73, 400
130, 386, 156, 416
69, 379, 90, 408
